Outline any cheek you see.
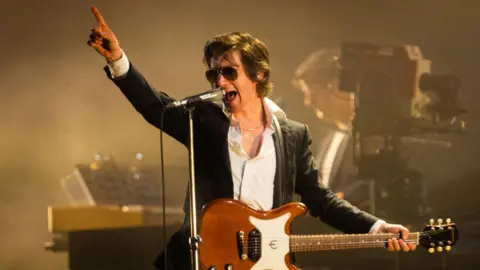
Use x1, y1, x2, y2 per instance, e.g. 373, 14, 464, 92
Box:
236, 77, 257, 95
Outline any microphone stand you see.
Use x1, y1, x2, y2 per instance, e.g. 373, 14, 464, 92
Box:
164, 89, 224, 270
186, 106, 202, 270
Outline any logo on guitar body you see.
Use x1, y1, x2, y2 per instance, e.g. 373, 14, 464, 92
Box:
269, 240, 278, 250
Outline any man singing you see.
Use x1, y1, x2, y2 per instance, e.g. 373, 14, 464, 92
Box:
87, 6, 416, 270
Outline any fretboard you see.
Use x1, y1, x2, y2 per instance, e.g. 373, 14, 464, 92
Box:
290, 232, 419, 252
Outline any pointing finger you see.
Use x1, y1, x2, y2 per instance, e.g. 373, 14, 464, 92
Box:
91, 6, 107, 26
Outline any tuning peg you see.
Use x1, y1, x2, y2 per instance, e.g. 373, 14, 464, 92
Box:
428, 247, 435, 253
446, 218, 451, 224
445, 246, 451, 251
438, 218, 443, 225
437, 247, 443, 252
429, 219, 434, 225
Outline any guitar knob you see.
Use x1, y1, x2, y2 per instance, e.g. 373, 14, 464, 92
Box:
437, 247, 443, 252
225, 265, 233, 270
208, 267, 216, 270
446, 246, 451, 251
428, 248, 435, 253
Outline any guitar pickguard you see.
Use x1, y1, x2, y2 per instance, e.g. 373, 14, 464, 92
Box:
248, 213, 291, 270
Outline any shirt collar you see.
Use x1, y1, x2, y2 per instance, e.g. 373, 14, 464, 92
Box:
222, 97, 286, 130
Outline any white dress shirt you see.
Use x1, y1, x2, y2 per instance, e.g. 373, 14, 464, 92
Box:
107, 52, 385, 233
226, 100, 280, 211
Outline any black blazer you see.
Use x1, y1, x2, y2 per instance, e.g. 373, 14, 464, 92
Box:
105, 63, 378, 270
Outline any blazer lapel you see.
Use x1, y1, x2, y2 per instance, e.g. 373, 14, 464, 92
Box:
219, 119, 234, 198
272, 114, 289, 208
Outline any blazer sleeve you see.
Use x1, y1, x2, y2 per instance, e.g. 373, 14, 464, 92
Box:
104, 63, 189, 146
294, 124, 378, 233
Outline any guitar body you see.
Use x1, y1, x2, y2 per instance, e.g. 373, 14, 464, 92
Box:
199, 199, 307, 270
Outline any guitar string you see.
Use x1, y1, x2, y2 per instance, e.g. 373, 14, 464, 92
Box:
242, 239, 419, 245
245, 237, 419, 244
241, 246, 418, 252
242, 232, 421, 241
242, 239, 419, 244
246, 238, 417, 245
240, 240, 420, 252
239, 232, 420, 239
240, 238, 420, 251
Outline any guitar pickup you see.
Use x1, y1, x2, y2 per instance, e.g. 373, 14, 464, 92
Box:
247, 229, 261, 262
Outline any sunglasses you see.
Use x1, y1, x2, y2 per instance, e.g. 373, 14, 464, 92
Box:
205, 66, 238, 83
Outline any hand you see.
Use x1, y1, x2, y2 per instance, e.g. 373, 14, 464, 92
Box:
87, 6, 123, 62
380, 223, 417, 252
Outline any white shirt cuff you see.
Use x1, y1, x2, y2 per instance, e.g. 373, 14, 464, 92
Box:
107, 52, 130, 78
369, 219, 386, 234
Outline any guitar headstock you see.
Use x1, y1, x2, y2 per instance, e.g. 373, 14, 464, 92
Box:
420, 218, 459, 253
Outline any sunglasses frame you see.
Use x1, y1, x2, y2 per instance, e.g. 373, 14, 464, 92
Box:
205, 66, 239, 83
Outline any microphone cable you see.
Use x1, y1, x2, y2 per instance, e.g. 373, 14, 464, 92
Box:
159, 109, 168, 270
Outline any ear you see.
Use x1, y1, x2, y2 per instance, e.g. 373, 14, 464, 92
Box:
256, 71, 266, 82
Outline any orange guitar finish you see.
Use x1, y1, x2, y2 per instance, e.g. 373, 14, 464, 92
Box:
199, 199, 307, 270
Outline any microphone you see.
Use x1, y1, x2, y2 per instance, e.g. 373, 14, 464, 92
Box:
166, 88, 225, 109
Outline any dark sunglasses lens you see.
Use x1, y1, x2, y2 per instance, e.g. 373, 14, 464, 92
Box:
205, 70, 218, 83
221, 67, 238, 81
206, 70, 220, 83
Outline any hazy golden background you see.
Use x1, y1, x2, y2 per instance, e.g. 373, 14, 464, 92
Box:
1, 0, 479, 269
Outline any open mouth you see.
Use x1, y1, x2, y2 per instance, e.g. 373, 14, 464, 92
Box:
224, 90, 238, 103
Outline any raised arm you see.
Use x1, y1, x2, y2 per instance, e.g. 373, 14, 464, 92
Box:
87, 6, 189, 145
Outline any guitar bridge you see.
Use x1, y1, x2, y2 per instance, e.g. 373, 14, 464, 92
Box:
236, 231, 248, 260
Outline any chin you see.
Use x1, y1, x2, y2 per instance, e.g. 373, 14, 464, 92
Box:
225, 99, 241, 112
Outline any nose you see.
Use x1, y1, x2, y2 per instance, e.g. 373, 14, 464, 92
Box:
216, 74, 231, 89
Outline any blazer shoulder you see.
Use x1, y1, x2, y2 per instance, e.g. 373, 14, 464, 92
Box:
281, 117, 307, 133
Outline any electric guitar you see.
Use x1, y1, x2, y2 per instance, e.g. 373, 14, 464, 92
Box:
198, 199, 459, 270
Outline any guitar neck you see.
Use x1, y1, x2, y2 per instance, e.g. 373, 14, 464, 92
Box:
290, 232, 420, 252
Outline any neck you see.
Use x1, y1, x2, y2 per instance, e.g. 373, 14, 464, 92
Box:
233, 97, 265, 125
290, 232, 420, 252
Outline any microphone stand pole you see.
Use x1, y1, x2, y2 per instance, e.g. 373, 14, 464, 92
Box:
165, 90, 224, 269
186, 106, 201, 270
